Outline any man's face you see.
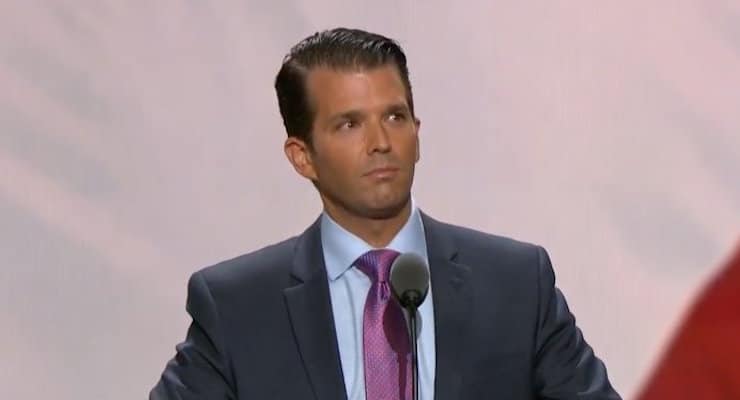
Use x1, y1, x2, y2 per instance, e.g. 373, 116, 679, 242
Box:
287, 64, 420, 220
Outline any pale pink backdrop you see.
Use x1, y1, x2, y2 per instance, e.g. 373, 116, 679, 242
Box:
1, 1, 738, 399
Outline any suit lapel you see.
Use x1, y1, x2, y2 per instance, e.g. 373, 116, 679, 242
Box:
283, 218, 347, 400
422, 213, 473, 400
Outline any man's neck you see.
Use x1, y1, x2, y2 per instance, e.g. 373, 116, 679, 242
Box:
322, 201, 412, 248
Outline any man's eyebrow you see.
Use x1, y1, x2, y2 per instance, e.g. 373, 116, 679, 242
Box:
326, 103, 410, 124
385, 102, 411, 114
328, 109, 364, 124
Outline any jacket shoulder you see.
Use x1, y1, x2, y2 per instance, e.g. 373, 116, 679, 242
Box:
433, 219, 543, 260
425, 216, 551, 283
193, 235, 299, 294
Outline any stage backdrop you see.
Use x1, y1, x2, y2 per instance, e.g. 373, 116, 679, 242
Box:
1, 1, 738, 399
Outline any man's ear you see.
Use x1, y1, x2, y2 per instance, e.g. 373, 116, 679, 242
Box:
284, 136, 318, 180
414, 117, 421, 162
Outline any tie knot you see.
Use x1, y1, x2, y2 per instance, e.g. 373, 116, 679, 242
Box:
355, 249, 400, 283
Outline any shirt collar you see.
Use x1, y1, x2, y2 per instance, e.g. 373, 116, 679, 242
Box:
320, 200, 428, 281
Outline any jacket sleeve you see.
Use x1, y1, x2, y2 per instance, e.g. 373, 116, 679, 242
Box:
150, 271, 237, 400
533, 246, 621, 399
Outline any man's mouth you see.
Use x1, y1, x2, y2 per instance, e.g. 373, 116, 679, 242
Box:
364, 166, 399, 178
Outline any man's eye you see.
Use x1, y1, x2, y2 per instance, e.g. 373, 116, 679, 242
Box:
388, 113, 407, 122
338, 120, 357, 130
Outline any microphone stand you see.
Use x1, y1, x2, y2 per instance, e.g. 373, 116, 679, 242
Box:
408, 304, 420, 400
389, 252, 429, 400
400, 290, 422, 400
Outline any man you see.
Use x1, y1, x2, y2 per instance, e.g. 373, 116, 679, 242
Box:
151, 28, 620, 399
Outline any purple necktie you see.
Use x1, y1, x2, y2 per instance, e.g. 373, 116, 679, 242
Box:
355, 249, 412, 400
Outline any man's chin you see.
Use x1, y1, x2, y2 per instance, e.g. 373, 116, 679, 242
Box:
363, 197, 411, 220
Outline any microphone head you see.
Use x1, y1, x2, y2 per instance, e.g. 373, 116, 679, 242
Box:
389, 252, 430, 309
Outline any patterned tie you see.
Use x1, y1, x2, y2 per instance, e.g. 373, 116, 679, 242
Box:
355, 249, 412, 400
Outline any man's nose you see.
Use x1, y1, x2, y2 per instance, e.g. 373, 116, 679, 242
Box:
366, 119, 391, 154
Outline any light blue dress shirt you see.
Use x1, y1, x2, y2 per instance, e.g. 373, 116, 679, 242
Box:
321, 204, 436, 400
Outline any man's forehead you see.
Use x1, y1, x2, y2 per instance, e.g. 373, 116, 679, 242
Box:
306, 64, 403, 87
305, 65, 408, 112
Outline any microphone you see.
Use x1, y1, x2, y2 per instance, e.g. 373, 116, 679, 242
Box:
389, 252, 429, 400
390, 252, 429, 308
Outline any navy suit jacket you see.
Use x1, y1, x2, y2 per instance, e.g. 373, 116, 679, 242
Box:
151, 213, 620, 399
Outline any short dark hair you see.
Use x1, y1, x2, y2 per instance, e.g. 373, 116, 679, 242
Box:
274, 28, 414, 146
